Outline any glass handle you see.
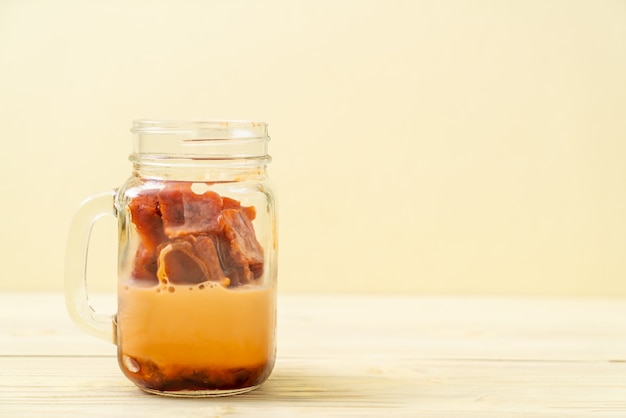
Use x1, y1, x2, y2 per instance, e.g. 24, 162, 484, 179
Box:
64, 190, 117, 343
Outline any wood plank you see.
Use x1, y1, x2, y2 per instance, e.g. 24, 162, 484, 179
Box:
1, 356, 625, 417
1, 293, 626, 416
2, 293, 625, 360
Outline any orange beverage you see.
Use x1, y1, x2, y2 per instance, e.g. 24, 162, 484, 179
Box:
116, 281, 276, 394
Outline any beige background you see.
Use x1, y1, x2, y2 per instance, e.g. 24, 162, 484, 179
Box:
1, 0, 625, 295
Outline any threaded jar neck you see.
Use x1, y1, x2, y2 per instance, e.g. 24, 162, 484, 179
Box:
129, 120, 271, 181
130, 119, 270, 161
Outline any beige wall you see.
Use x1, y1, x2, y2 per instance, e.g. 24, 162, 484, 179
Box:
1, 0, 625, 295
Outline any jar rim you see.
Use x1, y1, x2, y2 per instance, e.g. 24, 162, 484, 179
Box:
131, 119, 268, 139
130, 119, 270, 160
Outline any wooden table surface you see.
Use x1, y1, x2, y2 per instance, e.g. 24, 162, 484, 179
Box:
0, 292, 625, 417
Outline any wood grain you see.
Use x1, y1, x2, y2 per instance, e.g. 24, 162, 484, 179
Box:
1, 293, 625, 417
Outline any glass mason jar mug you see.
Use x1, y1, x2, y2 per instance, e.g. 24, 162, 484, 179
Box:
65, 120, 277, 397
